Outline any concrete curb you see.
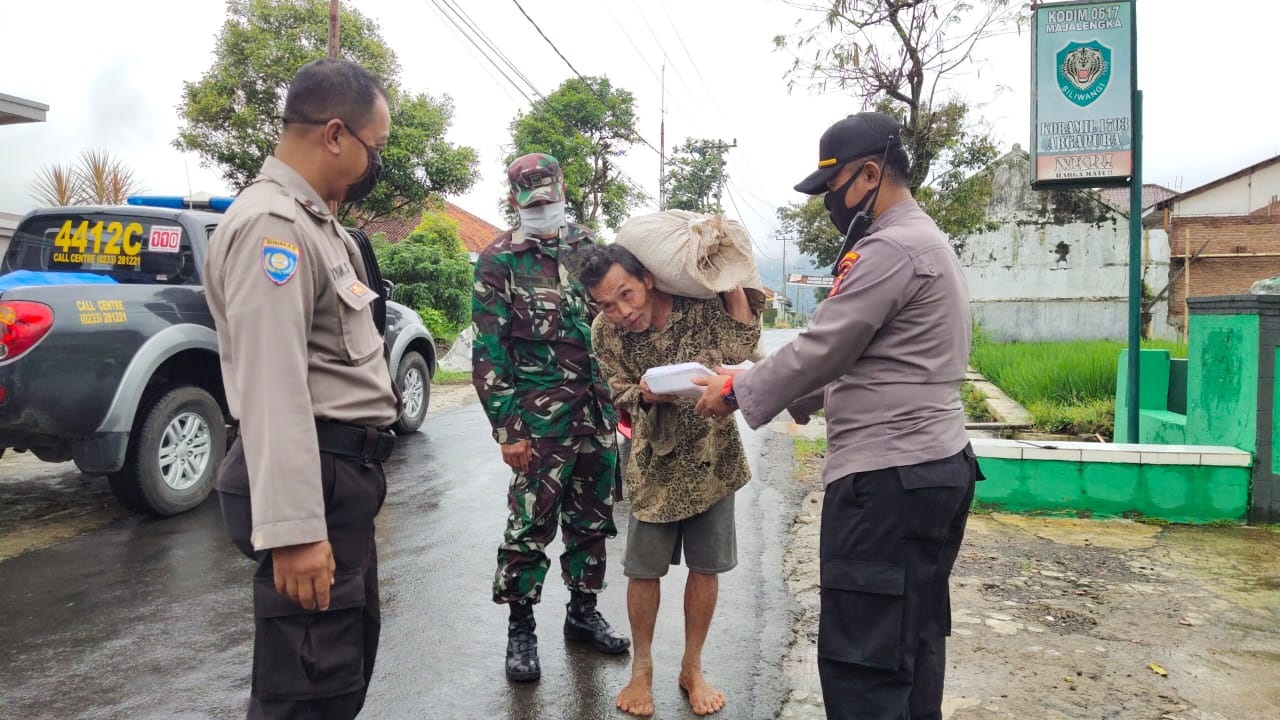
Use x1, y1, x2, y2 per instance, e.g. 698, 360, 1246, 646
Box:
965, 366, 1034, 428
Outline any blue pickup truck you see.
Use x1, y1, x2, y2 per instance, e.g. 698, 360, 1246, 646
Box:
0, 195, 436, 517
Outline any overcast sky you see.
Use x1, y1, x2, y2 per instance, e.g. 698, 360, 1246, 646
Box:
3, 0, 1278, 271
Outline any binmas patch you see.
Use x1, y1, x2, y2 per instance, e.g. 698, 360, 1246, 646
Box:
261, 238, 300, 285
828, 250, 861, 297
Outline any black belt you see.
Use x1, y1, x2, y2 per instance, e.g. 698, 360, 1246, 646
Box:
315, 421, 396, 463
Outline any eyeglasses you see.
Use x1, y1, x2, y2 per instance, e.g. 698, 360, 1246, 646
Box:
283, 116, 378, 149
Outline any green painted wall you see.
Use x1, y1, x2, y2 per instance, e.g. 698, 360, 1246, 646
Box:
1273, 347, 1280, 476
1186, 314, 1259, 452
1115, 349, 1173, 442
1142, 411, 1186, 445
974, 458, 1250, 524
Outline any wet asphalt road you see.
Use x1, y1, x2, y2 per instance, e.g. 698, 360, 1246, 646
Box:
0, 332, 807, 720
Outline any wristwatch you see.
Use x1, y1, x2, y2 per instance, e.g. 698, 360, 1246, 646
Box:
721, 377, 738, 410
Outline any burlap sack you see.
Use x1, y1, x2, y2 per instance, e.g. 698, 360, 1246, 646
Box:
613, 210, 764, 299
614, 210, 767, 359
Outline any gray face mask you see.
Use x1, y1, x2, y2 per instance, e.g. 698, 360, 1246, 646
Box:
519, 202, 567, 235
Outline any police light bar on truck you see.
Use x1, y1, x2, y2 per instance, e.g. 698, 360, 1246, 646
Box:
127, 193, 235, 212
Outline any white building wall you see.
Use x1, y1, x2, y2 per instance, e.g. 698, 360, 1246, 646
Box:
1172, 161, 1280, 217
958, 148, 1171, 341
0, 211, 22, 261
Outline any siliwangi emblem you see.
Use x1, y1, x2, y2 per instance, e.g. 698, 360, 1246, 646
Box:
1057, 40, 1111, 107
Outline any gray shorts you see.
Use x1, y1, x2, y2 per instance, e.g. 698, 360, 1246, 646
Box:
622, 494, 737, 578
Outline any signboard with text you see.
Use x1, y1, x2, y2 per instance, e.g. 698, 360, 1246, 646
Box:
787, 273, 834, 288
1031, 0, 1134, 188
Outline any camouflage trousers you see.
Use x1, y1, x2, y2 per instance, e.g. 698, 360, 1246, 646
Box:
493, 433, 619, 605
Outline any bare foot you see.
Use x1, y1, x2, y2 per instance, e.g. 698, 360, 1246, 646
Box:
616, 669, 654, 717
678, 668, 725, 715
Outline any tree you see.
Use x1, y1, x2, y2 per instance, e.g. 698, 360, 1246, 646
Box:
28, 164, 81, 207
507, 76, 640, 230
174, 0, 478, 227
777, 195, 846, 269
28, 150, 144, 207
774, 1, 1021, 233
78, 150, 146, 205
374, 209, 473, 344
663, 138, 731, 213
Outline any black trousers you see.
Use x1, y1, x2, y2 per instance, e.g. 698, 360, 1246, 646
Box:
218, 437, 387, 720
817, 445, 980, 720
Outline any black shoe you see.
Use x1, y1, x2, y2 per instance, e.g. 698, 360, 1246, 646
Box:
506, 602, 540, 682
564, 590, 631, 655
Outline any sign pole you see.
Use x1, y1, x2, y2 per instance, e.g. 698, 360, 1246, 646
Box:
1126, 88, 1142, 441
1030, 0, 1139, 439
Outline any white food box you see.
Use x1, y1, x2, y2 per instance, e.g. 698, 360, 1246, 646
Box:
641, 362, 717, 400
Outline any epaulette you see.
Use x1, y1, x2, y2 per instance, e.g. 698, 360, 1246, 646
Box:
267, 189, 297, 222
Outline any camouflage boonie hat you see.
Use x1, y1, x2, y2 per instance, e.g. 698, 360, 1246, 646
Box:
507, 153, 564, 207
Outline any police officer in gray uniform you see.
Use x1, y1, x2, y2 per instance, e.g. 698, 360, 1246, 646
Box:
693, 112, 981, 720
205, 59, 398, 720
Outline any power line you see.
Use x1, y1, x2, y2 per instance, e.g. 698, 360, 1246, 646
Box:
421, 0, 666, 220
506, 0, 669, 164
422, 0, 534, 104
655, 0, 723, 114
509, 0, 584, 78
598, 2, 663, 87
728, 181, 780, 229
439, 0, 542, 99
418, 0, 523, 107
726, 185, 780, 262
625, 0, 704, 113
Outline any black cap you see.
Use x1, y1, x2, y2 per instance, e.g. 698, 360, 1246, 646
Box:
794, 112, 903, 195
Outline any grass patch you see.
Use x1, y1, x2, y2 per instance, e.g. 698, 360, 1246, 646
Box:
1206, 518, 1243, 528
969, 326, 1187, 436
1023, 398, 1115, 437
1123, 509, 1171, 526
961, 381, 994, 422
970, 500, 999, 515
432, 369, 471, 385
792, 437, 827, 482
794, 437, 827, 463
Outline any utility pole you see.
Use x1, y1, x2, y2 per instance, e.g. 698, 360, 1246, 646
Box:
659, 63, 666, 211
696, 138, 737, 210
327, 0, 340, 59
781, 233, 788, 323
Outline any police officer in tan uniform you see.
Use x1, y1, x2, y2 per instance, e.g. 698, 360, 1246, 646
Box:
693, 112, 981, 720
205, 59, 398, 720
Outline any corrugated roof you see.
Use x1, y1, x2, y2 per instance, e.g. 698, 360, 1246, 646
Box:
1096, 184, 1178, 213
361, 202, 503, 255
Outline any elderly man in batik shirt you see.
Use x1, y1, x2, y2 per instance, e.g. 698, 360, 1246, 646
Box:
577, 241, 762, 718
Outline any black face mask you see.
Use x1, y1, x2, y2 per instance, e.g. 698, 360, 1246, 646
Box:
343, 127, 383, 204
825, 162, 883, 275
824, 165, 876, 236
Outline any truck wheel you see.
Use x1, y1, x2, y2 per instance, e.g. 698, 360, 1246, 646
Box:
109, 386, 227, 517
392, 350, 431, 435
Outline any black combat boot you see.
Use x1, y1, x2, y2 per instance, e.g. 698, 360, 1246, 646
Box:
506, 601, 540, 682
564, 590, 631, 655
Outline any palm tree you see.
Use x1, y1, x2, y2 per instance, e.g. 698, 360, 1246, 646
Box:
27, 150, 145, 207
28, 163, 83, 206
77, 150, 144, 204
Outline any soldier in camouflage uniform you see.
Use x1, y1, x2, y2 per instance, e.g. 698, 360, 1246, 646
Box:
472, 153, 631, 683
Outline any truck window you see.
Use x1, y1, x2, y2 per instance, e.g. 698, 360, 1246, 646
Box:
3, 213, 194, 284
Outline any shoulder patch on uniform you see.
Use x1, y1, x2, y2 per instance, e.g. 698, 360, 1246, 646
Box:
828, 250, 861, 297
261, 238, 301, 285
347, 280, 370, 297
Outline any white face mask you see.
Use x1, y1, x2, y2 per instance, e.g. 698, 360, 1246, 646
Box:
519, 202, 567, 235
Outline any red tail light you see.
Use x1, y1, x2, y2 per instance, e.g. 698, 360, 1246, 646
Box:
0, 301, 54, 361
